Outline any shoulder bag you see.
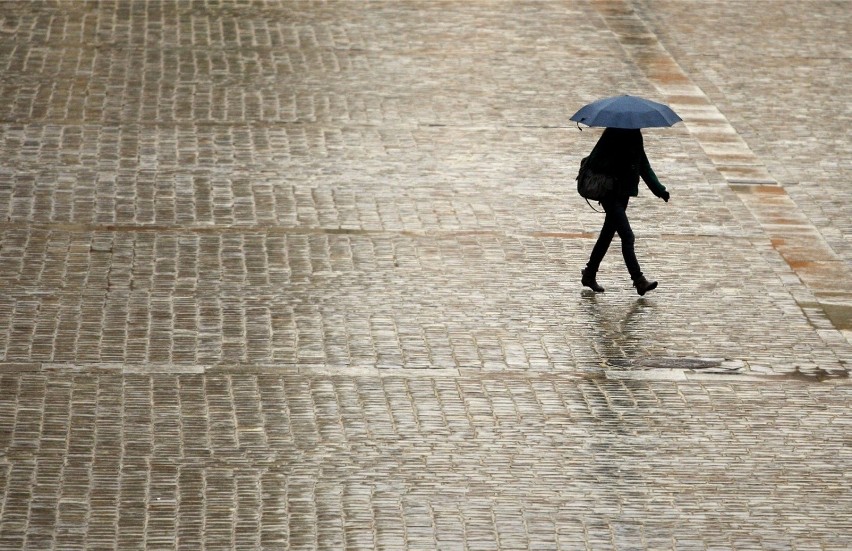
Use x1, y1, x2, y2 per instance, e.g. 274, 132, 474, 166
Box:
576, 156, 616, 207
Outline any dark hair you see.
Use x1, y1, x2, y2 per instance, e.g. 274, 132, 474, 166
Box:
588, 128, 644, 175
597, 127, 642, 154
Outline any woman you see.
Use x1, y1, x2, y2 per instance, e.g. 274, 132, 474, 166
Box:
580, 128, 670, 295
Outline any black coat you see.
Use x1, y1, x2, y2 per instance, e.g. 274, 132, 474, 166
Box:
586, 128, 667, 198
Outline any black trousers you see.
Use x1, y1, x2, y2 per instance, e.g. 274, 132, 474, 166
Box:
585, 195, 643, 281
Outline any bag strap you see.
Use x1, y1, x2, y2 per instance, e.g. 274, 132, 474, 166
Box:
585, 197, 604, 213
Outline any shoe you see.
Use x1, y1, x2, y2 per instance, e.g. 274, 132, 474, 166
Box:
633, 276, 658, 296
581, 269, 605, 293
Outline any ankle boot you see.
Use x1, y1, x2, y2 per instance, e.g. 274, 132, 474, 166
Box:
633, 276, 658, 296
581, 269, 605, 293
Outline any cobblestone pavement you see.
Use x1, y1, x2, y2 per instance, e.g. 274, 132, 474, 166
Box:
0, 1, 849, 549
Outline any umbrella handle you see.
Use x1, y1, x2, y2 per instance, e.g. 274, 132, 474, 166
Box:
576, 121, 582, 131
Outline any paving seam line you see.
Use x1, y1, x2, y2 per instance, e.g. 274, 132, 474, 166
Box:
3, 361, 850, 385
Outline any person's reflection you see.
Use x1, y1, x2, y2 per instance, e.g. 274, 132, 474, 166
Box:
580, 291, 653, 368
578, 294, 660, 503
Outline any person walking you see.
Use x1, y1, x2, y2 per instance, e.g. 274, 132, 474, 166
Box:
580, 127, 670, 295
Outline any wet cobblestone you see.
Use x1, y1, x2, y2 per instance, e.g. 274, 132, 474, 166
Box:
0, 0, 850, 549
1, 373, 851, 550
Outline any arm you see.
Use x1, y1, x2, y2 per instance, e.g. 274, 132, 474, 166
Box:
640, 154, 669, 201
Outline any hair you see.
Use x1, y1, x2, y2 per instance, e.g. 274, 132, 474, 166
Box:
589, 128, 644, 174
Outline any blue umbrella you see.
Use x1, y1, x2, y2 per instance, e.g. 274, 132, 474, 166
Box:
570, 95, 682, 129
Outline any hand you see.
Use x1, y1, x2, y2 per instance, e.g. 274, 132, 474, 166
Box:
661, 190, 670, 203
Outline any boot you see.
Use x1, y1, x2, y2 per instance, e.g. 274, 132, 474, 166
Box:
581, 269, 605, 293
633, 275, 658, 296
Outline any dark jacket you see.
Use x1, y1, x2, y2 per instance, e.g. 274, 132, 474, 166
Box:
586, 128, 667, 198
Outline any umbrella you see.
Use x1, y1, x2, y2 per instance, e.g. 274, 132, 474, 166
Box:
570, 95, 682, 129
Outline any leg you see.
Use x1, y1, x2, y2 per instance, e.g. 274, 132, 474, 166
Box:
608, 197, 658, 294
606, 197, 643, 281
585, 206, 619, 274
582, 198, 624, 292
588, 196, 642, 280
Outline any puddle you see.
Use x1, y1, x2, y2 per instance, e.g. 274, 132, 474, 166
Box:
634, 357, 727, 370
602, 356, 745, 373
607, 357, 850, 383
608, 356, 748, 374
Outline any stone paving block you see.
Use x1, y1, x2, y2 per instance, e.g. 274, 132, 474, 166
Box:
0, 0, 850, 548
641, 0, 852, 262
1, 227, 848, 376
5, 373, 847, 548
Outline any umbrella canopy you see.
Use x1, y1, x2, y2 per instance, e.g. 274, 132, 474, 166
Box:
570, 95, 682, 129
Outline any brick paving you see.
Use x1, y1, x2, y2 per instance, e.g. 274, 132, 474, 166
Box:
0, 1, 849, 549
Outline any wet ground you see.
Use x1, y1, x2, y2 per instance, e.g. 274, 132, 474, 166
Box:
0, 0, 850, 549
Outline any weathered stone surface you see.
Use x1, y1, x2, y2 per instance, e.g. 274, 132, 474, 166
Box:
0, 0, 849, 548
